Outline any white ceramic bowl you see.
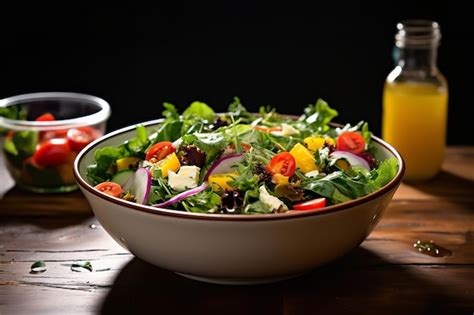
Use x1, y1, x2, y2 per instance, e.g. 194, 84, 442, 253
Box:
74, 120, 404, 285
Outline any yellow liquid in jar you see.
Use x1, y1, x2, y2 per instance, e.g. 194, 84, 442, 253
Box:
382, 82, 448, 180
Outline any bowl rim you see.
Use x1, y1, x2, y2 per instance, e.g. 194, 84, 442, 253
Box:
74, 118, 405, 221
0, 92, 111, 131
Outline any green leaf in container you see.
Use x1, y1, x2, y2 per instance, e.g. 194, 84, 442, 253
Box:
31, 261, 46, 273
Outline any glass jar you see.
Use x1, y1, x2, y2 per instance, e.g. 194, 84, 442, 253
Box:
382, 20, 448, 181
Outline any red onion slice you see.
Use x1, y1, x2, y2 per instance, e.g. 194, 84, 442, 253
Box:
122, 167, 152, 204
152, 183, 209, 208
204, 153, 243, 181
330, 150, 370, 170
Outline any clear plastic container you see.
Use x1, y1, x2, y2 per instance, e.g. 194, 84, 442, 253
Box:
0, 92, 110, 193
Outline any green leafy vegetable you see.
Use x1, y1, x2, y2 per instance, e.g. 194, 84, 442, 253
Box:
297, 98, 338, 135
227, 97, 256, 123
162, 102, 179, 120
368, 158, 399, 191
244, 200, 272, 214
183, 101, 215, 122
30, 261, 46, 273
84, 97, 400, 214
71, 261, 93, 272
192, 132, 227, 163
150, 120, 183, 143
11, 130, 39, 156
0, 105, 27, 134
181, 187, 221, 213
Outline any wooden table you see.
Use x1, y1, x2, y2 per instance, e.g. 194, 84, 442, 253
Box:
1, 147, 473, 315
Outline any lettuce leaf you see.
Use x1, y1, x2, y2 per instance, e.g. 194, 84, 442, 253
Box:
183, 101, 215, 122
368, 158, 399, 191
297, 98, 338, 135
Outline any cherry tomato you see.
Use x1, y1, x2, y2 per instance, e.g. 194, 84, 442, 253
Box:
146, 141, 175, 162
94, 181, 122, 198
35, 113, 55, 121
35, 113, 68, 141
67, 127, 100, 152
337, 131, 366, 154
293, 198, 326, 211
33, 138, 72, 167
40, 129, 68, 142
266, 152, 296, 177
254, 126, 282, 133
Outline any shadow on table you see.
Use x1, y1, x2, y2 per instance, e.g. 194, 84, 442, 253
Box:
99, 247, 471, 315
404, 170, 474, 207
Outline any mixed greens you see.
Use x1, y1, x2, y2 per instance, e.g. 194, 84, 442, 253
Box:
87, 98, 398, 214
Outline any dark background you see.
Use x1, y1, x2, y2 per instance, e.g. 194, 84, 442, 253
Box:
1, 3, 472, 144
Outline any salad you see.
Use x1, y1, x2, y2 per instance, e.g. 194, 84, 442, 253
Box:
2, 110, 100, 190
87, 98, 398, 214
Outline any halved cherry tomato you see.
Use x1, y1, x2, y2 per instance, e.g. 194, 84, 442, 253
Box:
67, 127, 100, 152
94, 181, 122, 198
33, 138, 72, 167
146, 141, 175, 162
337, 131, 366, 154
254, 126, 282, 133
35, 113, 55, 121
266, 152, 296, 177
293, 197, 326, 211
35, 113, 68, 141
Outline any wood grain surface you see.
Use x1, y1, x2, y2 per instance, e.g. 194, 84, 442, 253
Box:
0, 147, 473, 315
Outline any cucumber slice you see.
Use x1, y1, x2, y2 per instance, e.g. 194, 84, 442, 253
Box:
111, 170, 134, 186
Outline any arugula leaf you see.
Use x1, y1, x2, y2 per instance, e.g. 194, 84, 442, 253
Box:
360, 122, 372, 147
297, 98, 338, 134
125, 125, 149, 155
227, 97, 256, 123
150, 120, 183, 143
183, 101, 215, 122
181, 187, 221, 213
162, 102, 179, 120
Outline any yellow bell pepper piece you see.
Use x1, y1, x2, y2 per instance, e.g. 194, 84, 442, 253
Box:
289, 143, 318, 173
272, 173, 289, 185
116, 157, 141, 171
157, 152, 181, 177
208, 173, 239, 191
304, 136, 335, 151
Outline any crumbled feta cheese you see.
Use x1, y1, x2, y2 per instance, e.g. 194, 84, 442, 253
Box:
259, 186, 288, 211
168, 166, 200, 191
305, 170, 320, 178
271, 123, 300, 137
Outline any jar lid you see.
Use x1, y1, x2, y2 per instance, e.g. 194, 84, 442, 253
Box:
395, 20, 441, 48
